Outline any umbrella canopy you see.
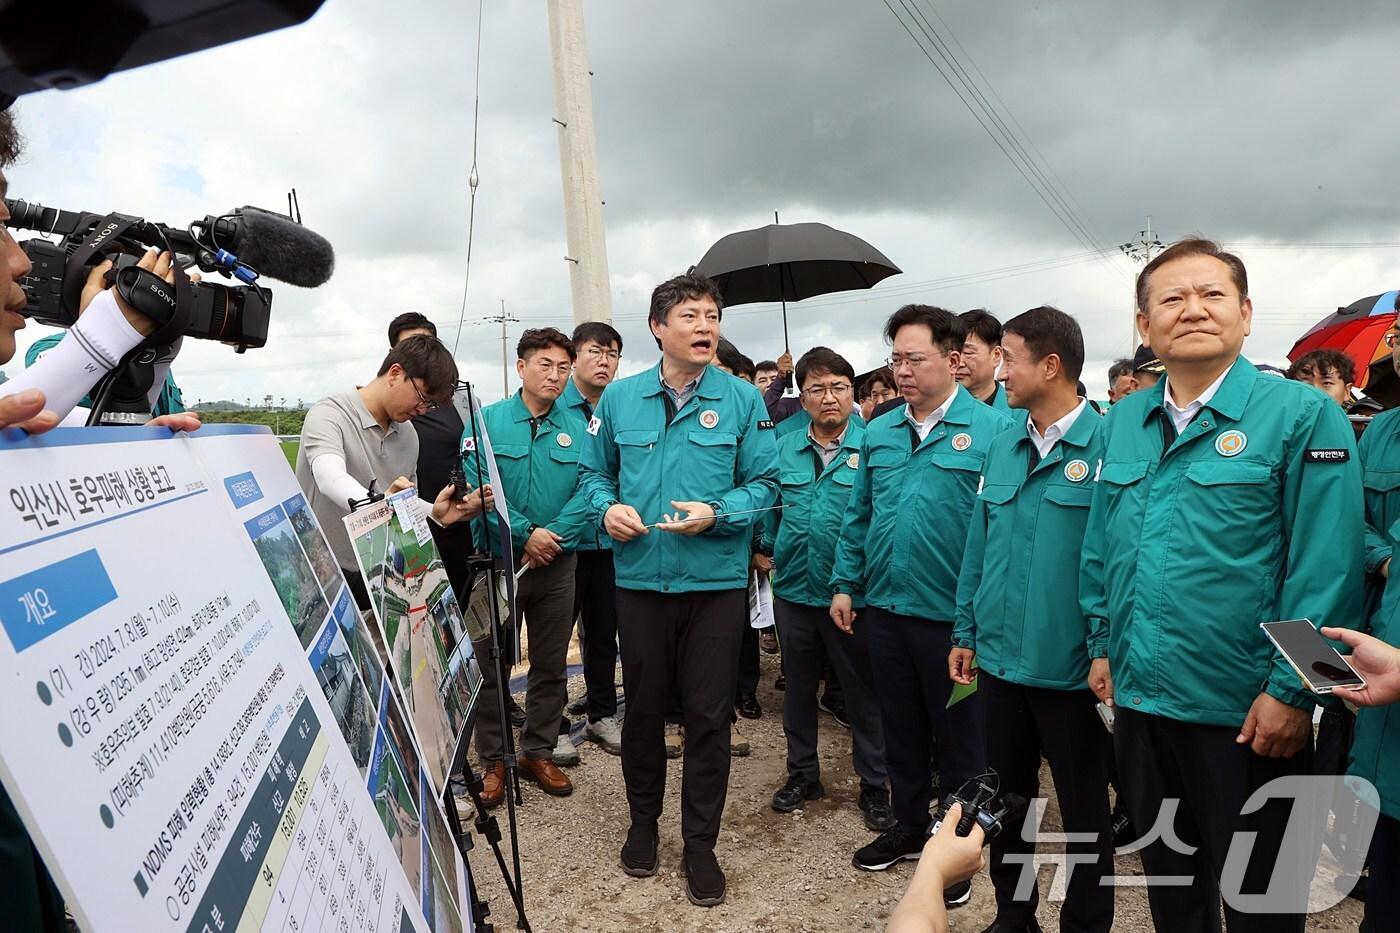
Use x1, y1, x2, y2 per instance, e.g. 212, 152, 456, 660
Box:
693, 221, 901, 349
1289, 290, 1398, 391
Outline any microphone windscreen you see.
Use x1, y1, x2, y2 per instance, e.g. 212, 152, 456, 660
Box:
234, 206, 335, 287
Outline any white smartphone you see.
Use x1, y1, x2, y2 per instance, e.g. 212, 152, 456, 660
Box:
1095, 702, 1114, 734
1260, 619, 1366, 695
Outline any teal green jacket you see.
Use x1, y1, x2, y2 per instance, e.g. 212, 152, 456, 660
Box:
1351, 406, 1400, 818
762, 420, 866, 609
954, 404, 1103, 689
831, 386, 1016, 620
1080, 357, 1364, 727
978, 382, 1017, 416
577, 361, 780, 592
560, 378, 610, 552
26, 333, 185, 417
461, 391, 592, 558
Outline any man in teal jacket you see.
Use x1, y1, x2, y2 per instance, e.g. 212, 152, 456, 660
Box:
762, 346, 891, 832
957, 309, 1018, 415
577, 273, 778, 908
462, 327, 592, 805
950, 306, 1112, 932
830, 304, 1015, 887
1080, 238, 1363, 932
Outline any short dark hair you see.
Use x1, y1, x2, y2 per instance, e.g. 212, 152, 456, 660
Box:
377, 334, 458, 398
1107, 358, 1135, 385
0, 108, 21, 167
517, 327, 575, 361
649, 272, 724, 346
571, 320, 623, 355
1002, 305, 1085, 382
959, 309, 1002, 347
865, 367, 896, 395
1287, 348, 1355, 385
387, 312, 436, 346
1136, 237, 1248, 312
796, 347, 856, 388
715, 338, 755, 380
884, 304, 965, 353
755, 360, 778, 374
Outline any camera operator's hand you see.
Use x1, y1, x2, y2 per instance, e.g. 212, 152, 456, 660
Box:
148, 412, 201, 432
1088, 657, 1114, 706
0, 388, 60, 434
886, 803, 985, 933
81, 250, 189, 337
522, 526, 564, 568
432, 484, 479, 527
948, 647, 977, 686
1322, 626, 1400, 707
829, 594, 856, 634
386, 476, 414, 496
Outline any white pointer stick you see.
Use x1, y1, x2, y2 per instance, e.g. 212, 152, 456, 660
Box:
646, 504, 786, 529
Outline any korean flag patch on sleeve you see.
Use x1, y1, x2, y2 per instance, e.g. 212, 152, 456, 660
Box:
587, 415, 602, 436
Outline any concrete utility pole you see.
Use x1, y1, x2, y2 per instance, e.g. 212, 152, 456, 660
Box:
547, 0, 613, 324
1119, 216, 1163, 346
486, 300, 520, 398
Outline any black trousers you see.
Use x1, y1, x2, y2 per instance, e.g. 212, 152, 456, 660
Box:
866, 607, 985, 833
1365, 813, 1400, 933
1115, 706, 1316, 933
737, 621, 760, 698
616, 587, 745, 853
981, 674, 1113, 933
573, 549, 620, 722
774, 597, 885, 789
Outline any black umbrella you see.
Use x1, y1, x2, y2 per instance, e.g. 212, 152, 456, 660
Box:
693, 219, 901, 351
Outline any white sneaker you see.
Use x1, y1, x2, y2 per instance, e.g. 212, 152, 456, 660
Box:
552, 732, 581, 767
585, 716, 624, 755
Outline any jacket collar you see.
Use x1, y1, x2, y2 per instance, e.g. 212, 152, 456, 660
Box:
562, 376, 596, 411
1140, 355, 1256, 426
941, 384, 976, 426
642, 359, 729, 400
508, 390, 560, 426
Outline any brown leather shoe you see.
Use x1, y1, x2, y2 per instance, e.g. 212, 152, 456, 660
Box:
480, 761, 506, 809
519, 756, 574, 796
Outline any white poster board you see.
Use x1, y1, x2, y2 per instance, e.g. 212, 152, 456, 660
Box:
0, 424, 470, 933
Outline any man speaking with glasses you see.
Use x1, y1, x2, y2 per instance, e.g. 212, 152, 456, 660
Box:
296, 334, 482, 611
461, 327, 593, 804
831, 306, 1014, 894
763, 347, 893, 832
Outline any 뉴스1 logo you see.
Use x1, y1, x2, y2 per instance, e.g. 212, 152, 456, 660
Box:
1215, 430, 1247, 457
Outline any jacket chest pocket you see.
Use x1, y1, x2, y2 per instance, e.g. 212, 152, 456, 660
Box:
491, 444, 530, 478
866, 447, 908, 499
1180, 459, 1276, 529
1364, 470, 1400, 543
615, 430, 659, 491
1043, 484, 1093, 509
686, 431, 738, 491
930, 452, 984, 499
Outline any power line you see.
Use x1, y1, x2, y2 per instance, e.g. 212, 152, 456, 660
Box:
452, 0, 486, 355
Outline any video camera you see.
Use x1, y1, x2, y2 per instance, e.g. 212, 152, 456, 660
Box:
938, 774, 1027, 842
4, 198, 334, 353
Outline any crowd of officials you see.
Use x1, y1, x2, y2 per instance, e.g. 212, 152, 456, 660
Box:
283, 236, 1400, 932
4, 86, 1400, 929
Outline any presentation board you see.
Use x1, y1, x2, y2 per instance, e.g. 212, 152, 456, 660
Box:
0, 425, 471, 933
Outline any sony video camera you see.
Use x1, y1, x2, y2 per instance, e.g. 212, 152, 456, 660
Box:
5, 198, 334, 353
937, 774, 1028, 842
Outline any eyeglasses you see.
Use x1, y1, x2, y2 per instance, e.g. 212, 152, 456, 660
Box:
582, 346, 621, 362
801, 382, 854, 399
886, 354, 939, 370
531, 359, 574, 376
409, 378, 439, 411
1385, 331, 1400, 348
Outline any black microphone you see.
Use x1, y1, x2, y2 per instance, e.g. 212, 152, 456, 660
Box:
194, 206, 335, 288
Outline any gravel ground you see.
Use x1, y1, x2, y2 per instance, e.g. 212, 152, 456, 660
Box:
464, 648, 1366, 932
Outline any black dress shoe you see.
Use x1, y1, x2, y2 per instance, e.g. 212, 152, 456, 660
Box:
736, 692, 761, 719
566, 695, 587, 716
508, 697, 526, 728
853, 824, 924, 871
858, 785, 896, 831
817, 693, 850, 728
620, 823, 659, 877
771, 776, 825, 812
978, 920, 1042, 933
774, 673, 786, 691
683, 849, 727, 907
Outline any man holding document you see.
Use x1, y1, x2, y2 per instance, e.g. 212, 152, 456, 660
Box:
1080, 238, 1363, 932
578, 272, 778, 908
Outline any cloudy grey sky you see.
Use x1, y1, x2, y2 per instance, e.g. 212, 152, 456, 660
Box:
6, 0, 1400, 404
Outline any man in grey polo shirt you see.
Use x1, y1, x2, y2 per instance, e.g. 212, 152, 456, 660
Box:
296, 334, 488, 609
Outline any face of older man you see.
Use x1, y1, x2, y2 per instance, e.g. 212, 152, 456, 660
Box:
1137, 253, 1252, 371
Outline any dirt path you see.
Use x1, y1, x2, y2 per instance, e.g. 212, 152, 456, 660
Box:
466, 648, 1366, 932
